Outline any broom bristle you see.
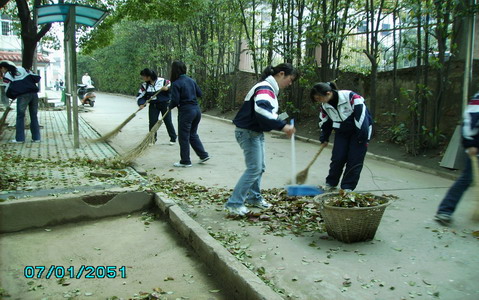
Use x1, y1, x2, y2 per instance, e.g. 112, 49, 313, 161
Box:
119, 119, 164, 163
89, 112, 137, 143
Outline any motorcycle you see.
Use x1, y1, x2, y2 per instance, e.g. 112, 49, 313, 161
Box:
77, 84, 96, 107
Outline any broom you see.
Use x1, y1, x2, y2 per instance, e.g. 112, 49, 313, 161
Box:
469, 153, 479, 221
295, 143, 327, 184
89, 90, 163, 143
0, 99, 14, 136
117, 108, 170, 163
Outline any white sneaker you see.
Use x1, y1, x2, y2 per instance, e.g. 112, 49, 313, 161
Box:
169, 141, 175, 146
10, 139, 25, 144
173, 162, 192, 168
322, 183, 337, 191
199, 156, 210, 164
32, 140, 41, 143
224, 205, 250, 216
245, 199, 272, 209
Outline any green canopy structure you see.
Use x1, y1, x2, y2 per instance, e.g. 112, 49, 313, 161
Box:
36, 3, 108, 148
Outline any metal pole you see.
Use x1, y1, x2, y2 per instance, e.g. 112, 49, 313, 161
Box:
68, 5, 80, 148
64, 20, 72, 134
461, 0, 475, 111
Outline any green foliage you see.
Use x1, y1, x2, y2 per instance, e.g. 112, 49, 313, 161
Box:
387, 123, 409, 144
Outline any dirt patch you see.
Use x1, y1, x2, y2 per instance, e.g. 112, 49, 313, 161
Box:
0, 211, 228, 300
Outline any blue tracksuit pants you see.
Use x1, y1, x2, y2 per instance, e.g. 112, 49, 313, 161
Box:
178, 105, 209, 165
326, 130, 368, 190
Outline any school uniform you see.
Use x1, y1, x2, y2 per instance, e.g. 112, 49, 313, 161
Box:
436, 92, 479, 217
2, 67, 41, 142
136, 78, 177, 143
168, 74, 208, 165
226, 75, 286, 208
319, 90, 373, 190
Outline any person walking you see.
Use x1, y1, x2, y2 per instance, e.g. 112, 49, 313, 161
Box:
310, 82, 373, 192
435, 92, 479, 225
0, 61, 41, 143
137, 68, 177, 144
224, 63, 297, 216
168, 61, 209, 167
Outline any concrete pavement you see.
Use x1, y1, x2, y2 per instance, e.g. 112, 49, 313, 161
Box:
80, 92, 478, 300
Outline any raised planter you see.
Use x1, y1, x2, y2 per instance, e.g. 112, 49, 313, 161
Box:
315, 192, 391, 243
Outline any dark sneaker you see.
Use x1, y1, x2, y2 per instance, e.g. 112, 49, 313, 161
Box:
199, 156, 210, 164
434, 213, 452, 226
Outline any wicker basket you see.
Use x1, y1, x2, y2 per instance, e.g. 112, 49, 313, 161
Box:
315, 193, 390, 243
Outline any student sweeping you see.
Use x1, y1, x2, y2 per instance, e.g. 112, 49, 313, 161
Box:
136, 68, 177, 145
168, 61, 209, 167
224, 63, 297, 216
434, 91, 479, 225
0, 61, 41, 143
310, 82, 373, 191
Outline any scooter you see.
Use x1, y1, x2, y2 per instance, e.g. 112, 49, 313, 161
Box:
77, 84, 96, 107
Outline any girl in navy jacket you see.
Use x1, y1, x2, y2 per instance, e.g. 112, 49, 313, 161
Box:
0, 61, 41, 143
435, 92, 479, 225
311, 82, 373, 191
224, 63, 297, 216
168, 61, 209, 167
136, 68, 177, 144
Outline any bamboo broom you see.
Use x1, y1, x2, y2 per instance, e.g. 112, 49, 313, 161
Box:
0, 99, 14, 136
469, 153, 479, 221
89, 90, 163, 143
295, 143, 327, 184
117, 108, 170, 163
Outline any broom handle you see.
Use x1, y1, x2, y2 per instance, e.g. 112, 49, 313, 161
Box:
291, 119, 296, 185
469, 153, 479, 187
138, 89, 164, 112
305, 143, 327, 169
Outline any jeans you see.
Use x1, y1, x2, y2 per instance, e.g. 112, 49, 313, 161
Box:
16, 93, 40, 142
326, 130, 368, 190
437, 156, 475, 216
177, 105, 208, 165
149, 101, 176, 142
226, 128, 265, 207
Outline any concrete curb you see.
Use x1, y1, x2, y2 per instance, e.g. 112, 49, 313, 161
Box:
154, 193, 282, 300
202, 113, 458, 181
0, 188, 153, 233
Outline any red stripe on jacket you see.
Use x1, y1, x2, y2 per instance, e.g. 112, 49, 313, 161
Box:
256, 89, 276, 99
469, 99, 479, 105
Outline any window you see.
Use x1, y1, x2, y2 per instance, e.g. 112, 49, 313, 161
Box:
1, 21, 12, 36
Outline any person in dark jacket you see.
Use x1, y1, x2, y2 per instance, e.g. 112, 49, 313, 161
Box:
310, 82, 373, 191
224, 63, 297, 216
435, 92, 479, 225
168, 61, 209, 167
0, 60, 41, 143
137, 68, 177, 144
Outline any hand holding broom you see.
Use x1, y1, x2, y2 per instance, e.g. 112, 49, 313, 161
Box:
295, 143, 327, 184
468, 149, 479, 221
89, 89, 163, 143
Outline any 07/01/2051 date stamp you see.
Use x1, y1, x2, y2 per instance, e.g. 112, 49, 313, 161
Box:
24, 265, 127, 279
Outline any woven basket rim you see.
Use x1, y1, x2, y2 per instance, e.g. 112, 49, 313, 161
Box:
315, 193, 392, 210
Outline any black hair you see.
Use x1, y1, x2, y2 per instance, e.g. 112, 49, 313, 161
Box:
170, 61, 187, 82
310, 82, 338, 102
0, 61, 18, 78
259, 63, 298, 82
140, 68, 157, 82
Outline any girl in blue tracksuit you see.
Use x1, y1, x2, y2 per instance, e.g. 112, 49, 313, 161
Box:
310, 82, 373, 191
168, 61, 209, 167
0, 61, 41, 143
136, 68, 177, 144
434, 91, 479, 225
224, 63, 297, 216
